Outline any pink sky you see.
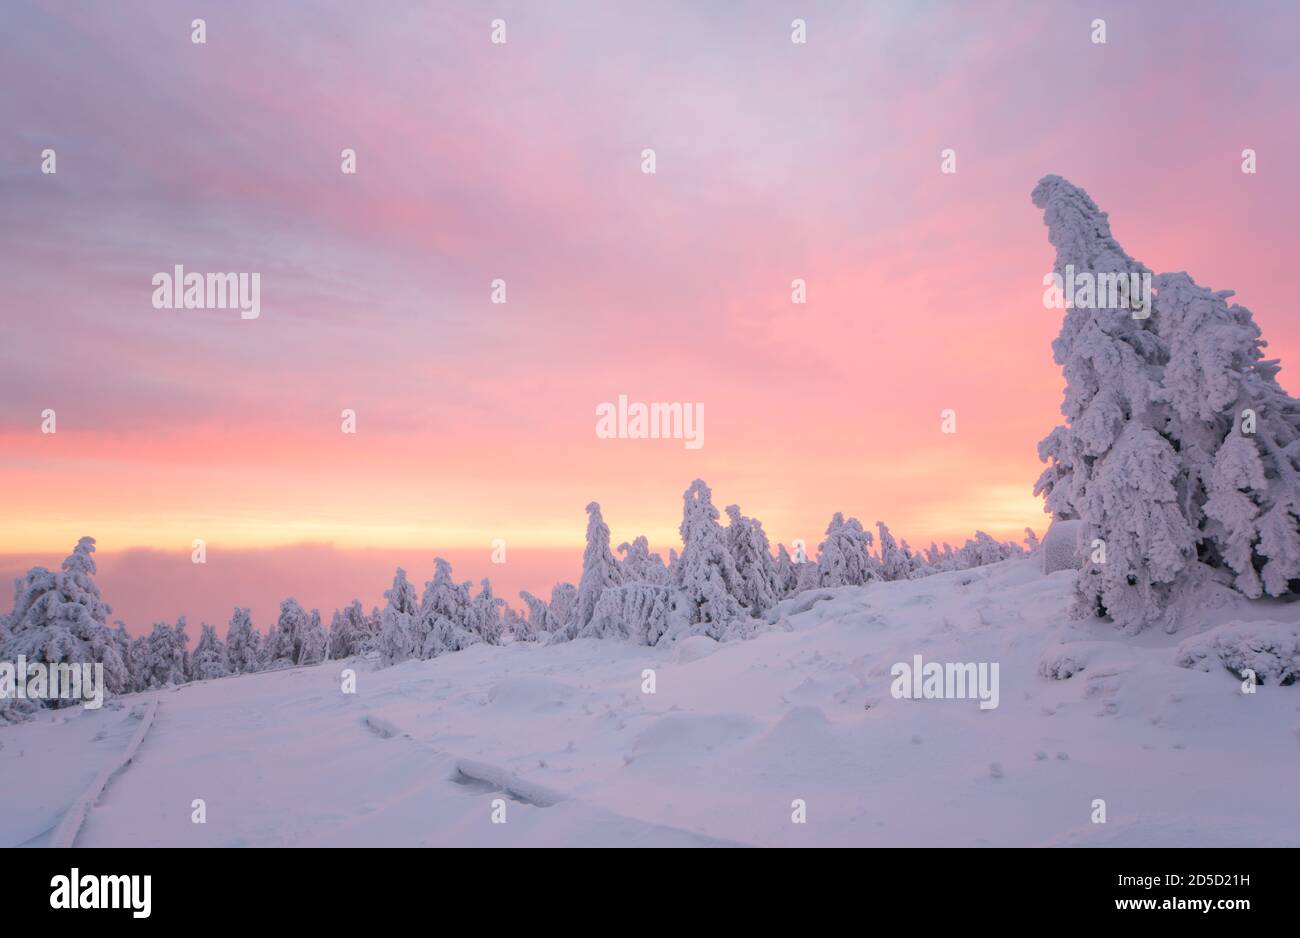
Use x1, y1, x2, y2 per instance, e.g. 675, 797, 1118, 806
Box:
2, 1, 1299, 633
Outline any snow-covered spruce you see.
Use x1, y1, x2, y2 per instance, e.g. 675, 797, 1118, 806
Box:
0, 537, 128, 717
190, 623, 229, 681
1032, 175, 1300, 629
328, 599, 378, 660
223, 607, 263, 674
816, 513, 878, 587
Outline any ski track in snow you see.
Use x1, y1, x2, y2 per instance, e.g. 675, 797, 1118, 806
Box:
50, 699, 159, 847
4, 557, 1299, 847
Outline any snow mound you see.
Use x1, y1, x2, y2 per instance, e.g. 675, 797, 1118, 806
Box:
669, 635, 719, 664
1040, 519, 1083, 575
1175, 621, 1300, 686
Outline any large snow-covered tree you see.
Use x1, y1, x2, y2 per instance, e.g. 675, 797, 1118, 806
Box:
0, 537, 129, 704
1032, 176, 1197, 626
1032, 175, 1299, 626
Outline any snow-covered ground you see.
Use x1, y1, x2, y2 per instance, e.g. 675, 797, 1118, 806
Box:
4, 557, 1297, 847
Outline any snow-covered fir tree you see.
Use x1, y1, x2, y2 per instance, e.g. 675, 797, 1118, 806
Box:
774, 544, 801, 596
264, 599, 306, 668
139, 618, 190, 688
564, 502, 623, 641
379, 568, 420, 666
816, 513, 877, 587
1032, 176, 1194, 626
416, 558, 479, 657
585, 582, 680, 645
190, 623, 229, 681
297, 608, 328, 666
548, 582, 577, 634
617, 536, 670, 585
724, 504, 781, 614
328, 600, 374, 659
672, 480, 748, 639
224, 608, 262, 674
0, 536, 129, 706
876, 521, 912, 581
1031, 175, 1300, 626
1155, 271, 1300, 598
503, 605, 531, 641
467, 578, 505, 646
518, 590, 551, 638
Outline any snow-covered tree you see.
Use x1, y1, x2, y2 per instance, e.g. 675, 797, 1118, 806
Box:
724, 504, 781, 614
564, 502, 624, 641
548, 583, 577, 634
467, 578, 505, 645
774, 544, 801, 596
0, 536, 129, 705
1032, 176, 1197, 626
876, 522, 913, 581
416, 558, 478, 658
1023, 528, 1041, 553
1031, 175, 1300, 626
816, 513, 877, 587
617, 536, 669, 585
297, 608, 328, 666
673, 480, 747, 639
139, 618, 190, 688
329, 600, 374, 659
503, 605, 532, 642
224, 608, 262, 674
518, 591, 550, 638
110, 621, 135, 690
190, 623, 229, 681
1155, 271, 1300, 598
584, 583, 680, 645
264, 599, 306, 668
379, 568, 420, 666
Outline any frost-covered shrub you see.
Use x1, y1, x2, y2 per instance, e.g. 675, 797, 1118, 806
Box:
1175, 621, 1300, 686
